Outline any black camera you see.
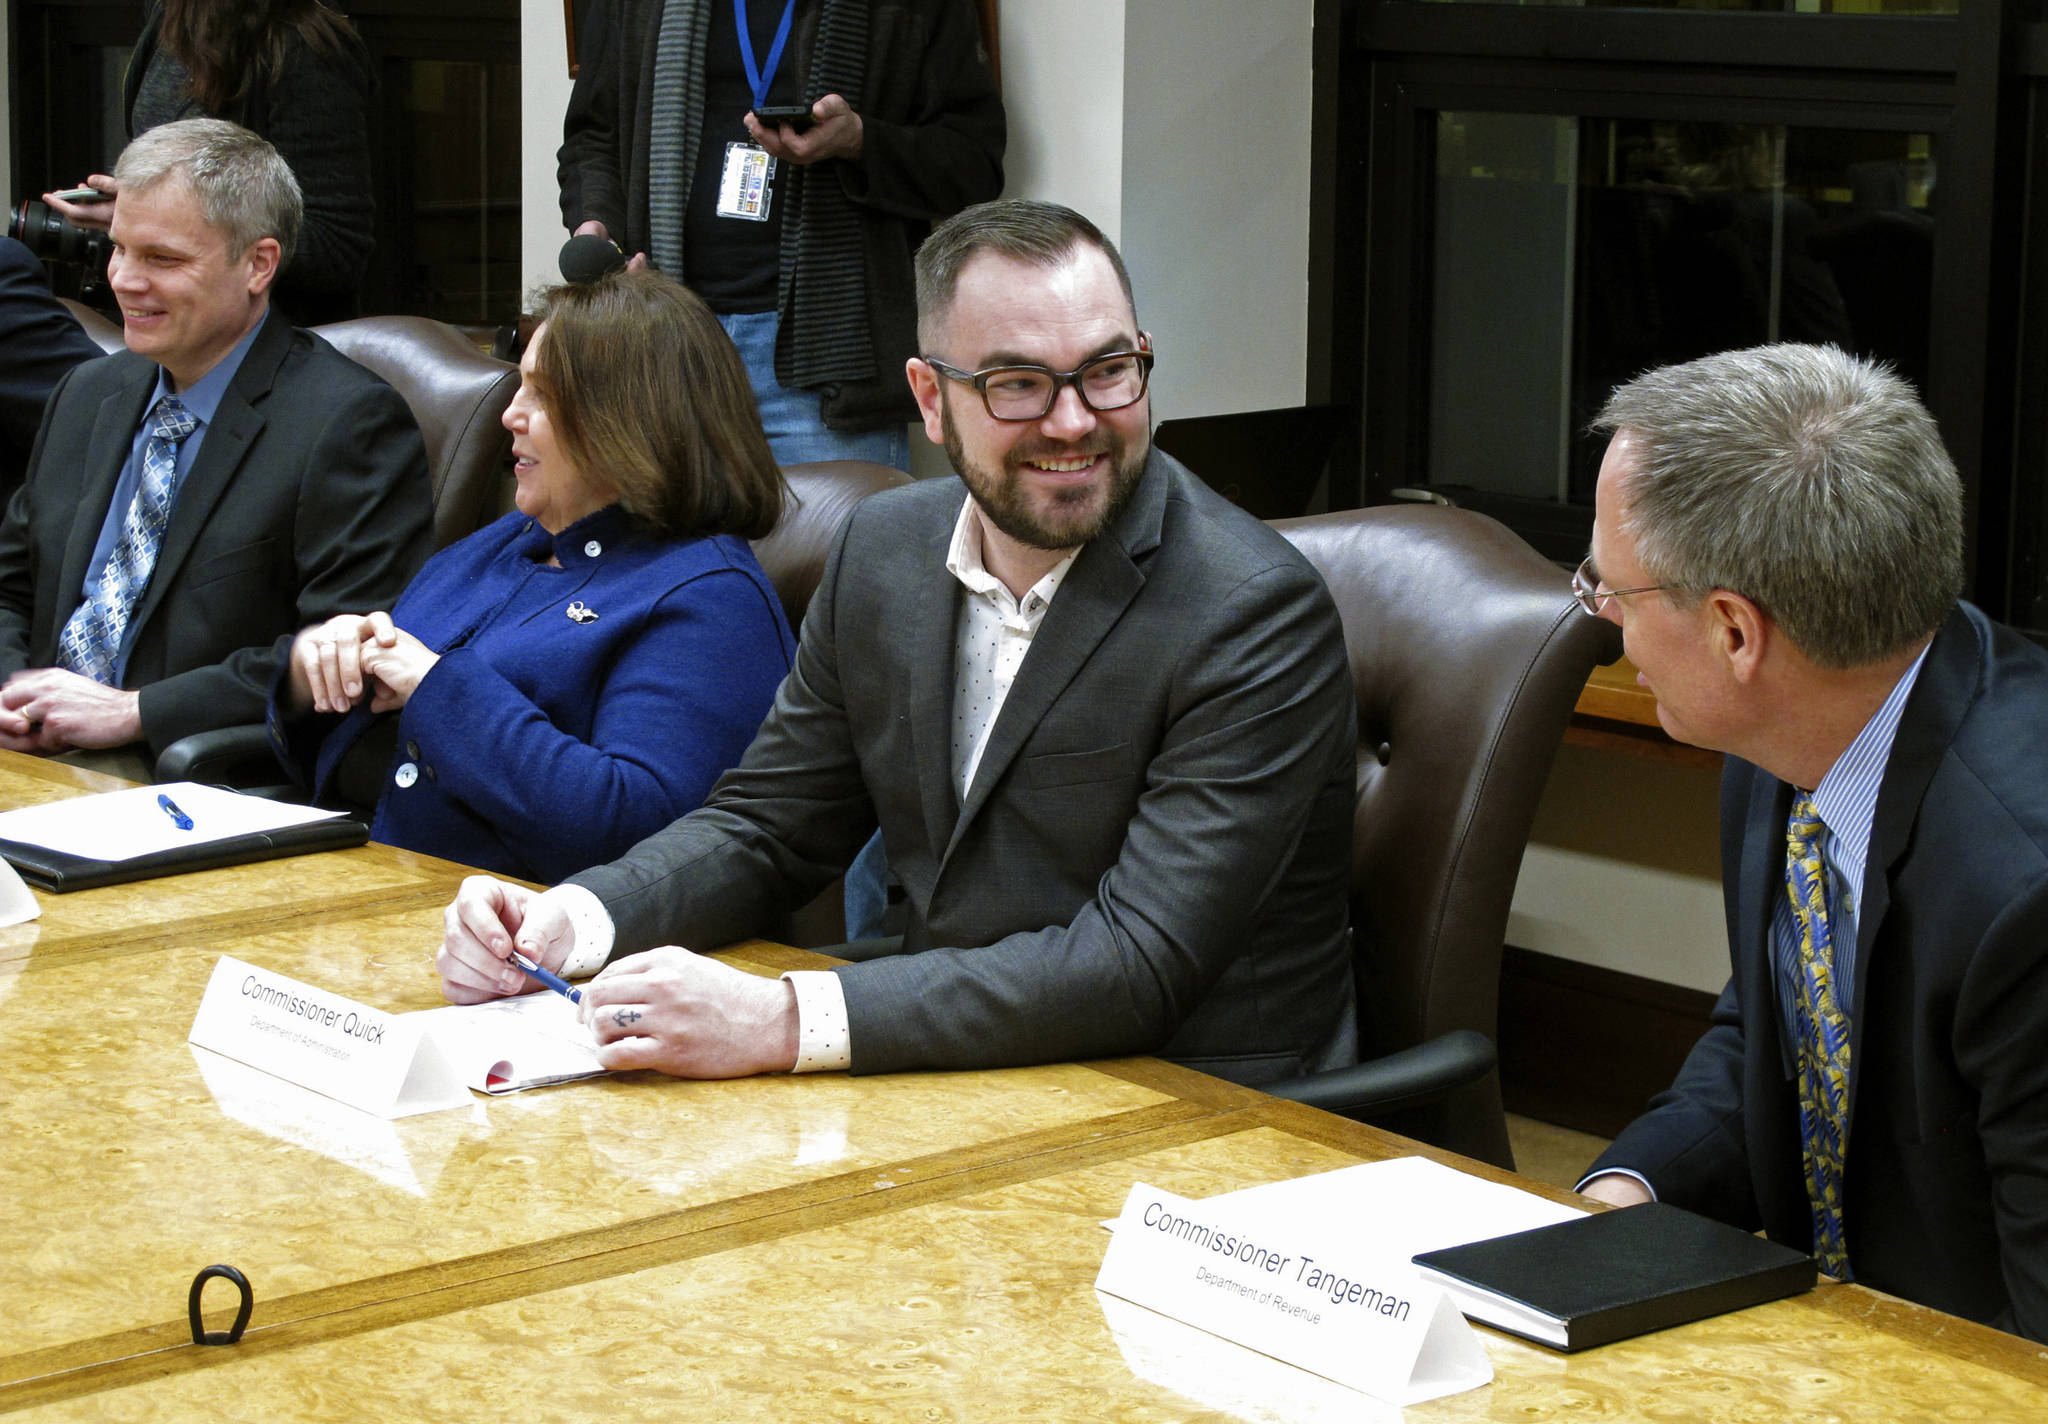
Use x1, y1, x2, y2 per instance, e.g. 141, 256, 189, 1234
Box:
10, 199, 112, 298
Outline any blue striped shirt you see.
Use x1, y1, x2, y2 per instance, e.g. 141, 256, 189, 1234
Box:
1769, 642, 1933, 1039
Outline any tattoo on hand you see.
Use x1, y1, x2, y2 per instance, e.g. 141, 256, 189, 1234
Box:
612, 1008, 642, 1028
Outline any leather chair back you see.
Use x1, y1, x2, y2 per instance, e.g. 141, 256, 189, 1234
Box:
58, 298, 124, 354
1271, 505, 1620, 1155
311, 317, 518, 549
752, 460, 913, 631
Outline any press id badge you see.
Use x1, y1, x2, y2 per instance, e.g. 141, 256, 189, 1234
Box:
717, 141, 776, 222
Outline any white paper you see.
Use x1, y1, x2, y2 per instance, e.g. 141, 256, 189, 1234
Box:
0, 781, 344, 862
1413, 1272, 1573, 1348
418, 992, 605, 1092
1204, 1156, 1587, 1259
1094, 1182, 1491, 1407
0, 857, 39, 927
1117, 1157, 1590, 1346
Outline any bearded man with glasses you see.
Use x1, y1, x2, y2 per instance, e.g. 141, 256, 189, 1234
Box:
434, 198, 1359, 1091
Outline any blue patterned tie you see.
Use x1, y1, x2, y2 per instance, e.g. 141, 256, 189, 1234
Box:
1786, 794, 1852, 1279
56, 396, 197, 684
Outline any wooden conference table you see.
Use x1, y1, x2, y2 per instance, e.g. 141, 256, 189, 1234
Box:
0, 753, 2043, 1420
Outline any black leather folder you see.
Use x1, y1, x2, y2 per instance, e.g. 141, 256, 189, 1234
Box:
0, 815, 368, 892
1412, 1201, 1818, 1352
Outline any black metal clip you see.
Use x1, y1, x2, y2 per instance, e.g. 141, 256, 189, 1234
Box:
187, 1264, 253, 1346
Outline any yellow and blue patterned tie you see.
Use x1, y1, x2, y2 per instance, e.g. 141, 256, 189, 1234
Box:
1786, 794, 1851, 1279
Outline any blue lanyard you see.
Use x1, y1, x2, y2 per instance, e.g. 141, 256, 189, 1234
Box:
736, 0, 798, 114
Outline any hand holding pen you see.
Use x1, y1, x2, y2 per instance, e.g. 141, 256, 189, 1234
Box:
508, 948, 581, 1005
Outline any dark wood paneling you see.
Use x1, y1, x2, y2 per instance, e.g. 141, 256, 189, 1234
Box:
1499, 945, 1716, 1140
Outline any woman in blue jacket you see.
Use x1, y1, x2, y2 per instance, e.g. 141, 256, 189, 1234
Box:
271, 270, 795, 882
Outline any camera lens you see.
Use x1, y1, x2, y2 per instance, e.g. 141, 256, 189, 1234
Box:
12, 200, 92, 263
8, 200, 113, 298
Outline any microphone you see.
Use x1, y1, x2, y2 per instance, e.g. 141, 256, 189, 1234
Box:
558, 233, 626, 284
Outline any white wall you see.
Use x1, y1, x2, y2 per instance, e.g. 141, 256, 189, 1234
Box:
0, 0, 12, 203
996, 1, 1314, 421
996, 0, 1128, 238
1119, 0, 1313, 422
519, 0, 580, 301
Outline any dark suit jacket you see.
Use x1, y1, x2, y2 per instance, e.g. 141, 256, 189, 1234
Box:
0, 308, 432, 759
1593, 602, 2048, 1340
0, 239, 102, 505
570, 449, 1360, 1085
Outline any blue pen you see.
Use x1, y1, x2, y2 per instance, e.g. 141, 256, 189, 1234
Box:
157, 793, 194, 831
508, 949, 582, 1005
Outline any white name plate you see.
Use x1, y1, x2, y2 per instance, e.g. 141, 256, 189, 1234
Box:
1095, 1182, 1491, 1407
188, 957, 471, 1119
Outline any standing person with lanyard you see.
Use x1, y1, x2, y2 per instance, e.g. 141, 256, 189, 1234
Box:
558, 0, 1005, 470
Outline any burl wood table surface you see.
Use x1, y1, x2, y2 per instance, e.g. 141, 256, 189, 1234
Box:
1, 752, 2043, 1420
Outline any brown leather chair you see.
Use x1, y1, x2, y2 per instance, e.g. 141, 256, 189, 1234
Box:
751, 459, 912, 945
155, 318, 514, 785
752, 459, 913, 631
1260, 505, 1622, 1168
54, 305, 514, 551
58, 298, 124, 354
310, 317, 517, 550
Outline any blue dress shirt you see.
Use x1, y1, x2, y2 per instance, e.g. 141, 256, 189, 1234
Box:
1767, 642, 1932, 1047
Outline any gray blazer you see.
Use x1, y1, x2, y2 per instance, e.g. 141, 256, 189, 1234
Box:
571, 449, 1360, 1084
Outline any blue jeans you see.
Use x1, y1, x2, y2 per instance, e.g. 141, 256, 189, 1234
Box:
718, 309, 910, 470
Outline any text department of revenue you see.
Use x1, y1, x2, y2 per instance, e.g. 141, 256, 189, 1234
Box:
1138, 1200, 1414, 1316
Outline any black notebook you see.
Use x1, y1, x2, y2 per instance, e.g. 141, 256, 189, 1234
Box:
0, 782, 367, 892
0, 815, 368, 891
1411, 1201, 1818, 1352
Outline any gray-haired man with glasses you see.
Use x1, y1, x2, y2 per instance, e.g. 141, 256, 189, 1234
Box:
1572, 343, 2048, 1341
435, 198, 1359, 1091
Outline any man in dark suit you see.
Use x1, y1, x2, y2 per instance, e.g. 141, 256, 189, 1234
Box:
0, 119, 430, 770
437, 199, 1359, 1086
0, 237, 104, 503
1574, 343, 2048, 1341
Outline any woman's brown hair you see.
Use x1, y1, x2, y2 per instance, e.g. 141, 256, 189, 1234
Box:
159, 1, 361, 115
530, 270, 786, 541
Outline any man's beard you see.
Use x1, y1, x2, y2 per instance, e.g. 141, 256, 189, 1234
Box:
940, 391, 1148, 552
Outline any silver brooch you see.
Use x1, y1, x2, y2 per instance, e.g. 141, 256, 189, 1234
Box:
566, 601, 599, 624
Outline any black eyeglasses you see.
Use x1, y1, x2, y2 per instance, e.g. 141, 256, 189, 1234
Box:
922, 348, 1155, 422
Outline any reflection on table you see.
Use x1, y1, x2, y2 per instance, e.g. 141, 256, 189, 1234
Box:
1, 750, 2042, 1420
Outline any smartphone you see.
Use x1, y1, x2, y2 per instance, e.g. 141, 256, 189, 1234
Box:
753, 104, 815, 132
52, 187, 111, 204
